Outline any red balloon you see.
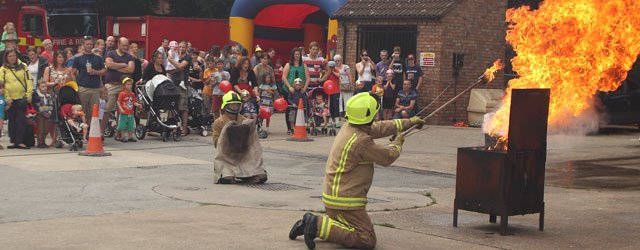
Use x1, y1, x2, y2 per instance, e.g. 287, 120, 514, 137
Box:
274, 98, 288, 111
219, 80, 233, 93
259, 106, 273, 119
323, 80, 339, 95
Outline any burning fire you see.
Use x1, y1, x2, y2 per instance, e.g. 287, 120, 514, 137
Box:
485, 0, 640, 140
483, 59, 504, 82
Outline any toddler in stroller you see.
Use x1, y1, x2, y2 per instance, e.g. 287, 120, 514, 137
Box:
307, 87, 337, 136
55, 84, 85, 151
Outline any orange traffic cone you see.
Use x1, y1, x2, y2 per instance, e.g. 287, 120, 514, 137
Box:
79, 104, 112, 156
287, 98, 313, 142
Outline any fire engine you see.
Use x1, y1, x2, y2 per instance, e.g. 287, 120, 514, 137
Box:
0, 0, 101, 51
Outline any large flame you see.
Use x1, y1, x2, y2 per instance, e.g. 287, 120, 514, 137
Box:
485, 0, 640, 137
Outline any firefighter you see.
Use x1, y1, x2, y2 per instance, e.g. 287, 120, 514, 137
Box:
289, 92, 424, 249
212, 91, 267, 184
212, 91, 244, 148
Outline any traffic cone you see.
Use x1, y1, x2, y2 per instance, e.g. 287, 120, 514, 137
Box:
287, 98, 313, 142
79, 104, 112, 156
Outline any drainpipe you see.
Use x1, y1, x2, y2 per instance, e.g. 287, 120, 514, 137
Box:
341, 20, 348, 64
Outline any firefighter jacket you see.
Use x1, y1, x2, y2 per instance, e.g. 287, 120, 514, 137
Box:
212, 114, 245, 148
322, 119, 412, 210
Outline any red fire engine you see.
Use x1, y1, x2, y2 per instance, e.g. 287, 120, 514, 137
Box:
106, 16, 230, 61
0, 0, 101, 51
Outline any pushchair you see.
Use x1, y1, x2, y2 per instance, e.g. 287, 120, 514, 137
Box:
306, 87, 337, 136
54, 85, 85, 151
135, 75, 183, 142
186, 87, 213, 136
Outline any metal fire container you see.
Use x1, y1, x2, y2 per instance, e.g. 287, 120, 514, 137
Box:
453, 89, 550, 235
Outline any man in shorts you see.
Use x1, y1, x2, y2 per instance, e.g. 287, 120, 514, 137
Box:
103, 37, 134, 140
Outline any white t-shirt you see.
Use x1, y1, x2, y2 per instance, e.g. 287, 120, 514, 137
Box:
28, 62, 39, 89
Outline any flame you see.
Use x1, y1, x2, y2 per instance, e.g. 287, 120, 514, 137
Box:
485, 0, 640, 138
483, 59, 504, 82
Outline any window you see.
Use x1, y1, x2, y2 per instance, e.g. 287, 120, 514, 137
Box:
356, 25, 417, 62
22, 14, 44, 36
48, 14, 98, 37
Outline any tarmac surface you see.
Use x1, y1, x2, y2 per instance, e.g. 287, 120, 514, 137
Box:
1, 113, 640, 249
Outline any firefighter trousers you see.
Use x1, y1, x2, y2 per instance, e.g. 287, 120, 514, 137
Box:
316, 208, 377, 249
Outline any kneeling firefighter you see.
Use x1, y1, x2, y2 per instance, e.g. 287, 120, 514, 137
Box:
213, 91, 268, 184
289, 92, 424, 249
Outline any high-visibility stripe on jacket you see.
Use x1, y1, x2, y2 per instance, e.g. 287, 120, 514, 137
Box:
321, 119, 412, 210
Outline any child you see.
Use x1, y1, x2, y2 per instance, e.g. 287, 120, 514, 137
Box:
372, 76, 385, 121
61, 104, 89, 143
274, 59, 284, 95
240, 89, 257, 119
204, 58, 230, 119
0, 83, 5, 149
1, 22, 16, 51
165, 41, 179, 72
258, 72, 278, 130
202, 56, 216, 115
116, 77, 142, 142
33, 81, 55, 148
313, 94, 330, 129
287, 78, 308, 134
99, 87, 107, 136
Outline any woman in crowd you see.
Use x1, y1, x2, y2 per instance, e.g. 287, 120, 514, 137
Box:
230, 57, 258, 97
143, 51, 166, 82
64, 48, 75, 68
43, 50, 72, 89
253, 53, 274, 87
0, 49, 33, 149
355, 49, 375, 93
26, 48, 48, 89
333, 54, 352, 118
281, 47, 310, 134
129, 42, 146, 84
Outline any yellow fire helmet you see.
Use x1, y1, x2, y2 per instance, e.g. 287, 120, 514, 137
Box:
221, 91, 242, 114
345, 92, 380, 125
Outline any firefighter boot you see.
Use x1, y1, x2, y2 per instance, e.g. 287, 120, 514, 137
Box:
289, 212, 313, 240
303, 213, 319, 249
218, 176, 237, 184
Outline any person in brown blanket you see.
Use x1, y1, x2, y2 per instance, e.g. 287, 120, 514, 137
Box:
212, 91, 268, 184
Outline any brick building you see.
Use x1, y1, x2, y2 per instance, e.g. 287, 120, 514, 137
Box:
334, 0, 507, 125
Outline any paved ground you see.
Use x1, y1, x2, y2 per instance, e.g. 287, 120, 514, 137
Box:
1, 113, 640, 249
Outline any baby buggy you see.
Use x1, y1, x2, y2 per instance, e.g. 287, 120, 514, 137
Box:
186, 87, 213, 136
135, 75, 183, 142
306, 87, 337, 136
54, 85, 85, 151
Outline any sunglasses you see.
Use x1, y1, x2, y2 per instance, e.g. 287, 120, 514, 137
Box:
361, 54, 368, 57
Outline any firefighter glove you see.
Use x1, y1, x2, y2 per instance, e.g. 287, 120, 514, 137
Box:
410, 116, 425, 129
393, 132, 405, 145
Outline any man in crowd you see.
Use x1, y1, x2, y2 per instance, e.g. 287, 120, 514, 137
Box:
157, 37, 170, 66
72, 36, 107, 122
375, 50, 389, 81
0, 34, 28, 65
40, 39, 54, 64
404, 54, 424, 91
303, 41, 326, 90
105, 36, 116, 52
103, 37, 135, 139
166, 41, 191, 135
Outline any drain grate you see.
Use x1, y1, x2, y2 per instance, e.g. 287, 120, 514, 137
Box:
241, 182, 311, 191
309, 196, 390, 204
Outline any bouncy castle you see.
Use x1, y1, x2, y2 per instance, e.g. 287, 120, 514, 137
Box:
229, 0, 347, 60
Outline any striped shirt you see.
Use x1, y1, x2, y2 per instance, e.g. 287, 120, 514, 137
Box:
303, 55, 325, 87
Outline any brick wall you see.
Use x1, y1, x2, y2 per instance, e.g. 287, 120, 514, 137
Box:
337, 0, 507, 125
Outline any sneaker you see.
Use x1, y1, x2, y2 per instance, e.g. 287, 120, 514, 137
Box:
128, 138, 137, 142
335, 121, 341, 128
120, 138, 128, 143
303, 213, 318, 249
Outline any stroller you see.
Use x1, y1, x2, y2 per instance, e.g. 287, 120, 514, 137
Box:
186, 87, 213, 136
306, 87, 337, 136
54, 85, 85, 151
135, 75, 183, 142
